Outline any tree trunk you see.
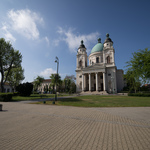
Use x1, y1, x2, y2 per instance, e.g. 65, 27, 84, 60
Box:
0, 73, 4, 93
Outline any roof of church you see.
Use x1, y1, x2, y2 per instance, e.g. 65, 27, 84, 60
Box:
104, 33, 113, 43
78, 40, 86, 49
91, 38, 103, 53
42, 79, 51, 83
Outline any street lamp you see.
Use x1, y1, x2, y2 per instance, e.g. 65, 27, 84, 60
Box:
53, 56, 59, 104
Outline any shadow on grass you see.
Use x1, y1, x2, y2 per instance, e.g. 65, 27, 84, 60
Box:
58, 98, 82, 102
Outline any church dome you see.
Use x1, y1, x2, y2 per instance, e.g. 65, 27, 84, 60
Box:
91, 38, 103, 53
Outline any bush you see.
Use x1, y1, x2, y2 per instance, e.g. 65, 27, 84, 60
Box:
16, 82, 33, 96
13, 92, 19, 96
128, 93, 150, 97
0, 93, 13, 101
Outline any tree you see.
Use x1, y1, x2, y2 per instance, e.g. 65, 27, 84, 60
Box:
126, 48, 150, 84
124, 70, 141, 93
50, 74, 62, 93
33, 76, 44, 91
16, 82, 33, 96
5, 67, 25, 92
0, 38, 22, 92
63, 75, 76, 93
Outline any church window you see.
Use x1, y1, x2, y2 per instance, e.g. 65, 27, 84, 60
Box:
100, 76, 103, 79
92, 61, 94, 65
96, 57, 99, 63
107, 56, 110, 63
79, 75, 82, 78
85, 62, 87, 67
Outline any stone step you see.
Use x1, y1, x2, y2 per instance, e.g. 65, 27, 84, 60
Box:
80, 91, 108, 95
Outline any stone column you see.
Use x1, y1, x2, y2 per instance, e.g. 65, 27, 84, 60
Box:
89, 73, 91, 91
96, 73, 98, 91
103, 51, 105, 64
82, 74, 84, 91
103, 72, 106, 91
112, 51, 115, 65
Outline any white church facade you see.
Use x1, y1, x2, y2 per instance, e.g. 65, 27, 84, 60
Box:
76, 33, 124, 94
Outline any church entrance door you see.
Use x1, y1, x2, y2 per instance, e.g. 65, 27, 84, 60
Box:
101, 83, 103, 91
94, 84, 96, 91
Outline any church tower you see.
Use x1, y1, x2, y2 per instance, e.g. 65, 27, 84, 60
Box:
76, 40, 87, 70
103, 33, 115, 66
76, 40, 87, 92
103, 33, 117, 93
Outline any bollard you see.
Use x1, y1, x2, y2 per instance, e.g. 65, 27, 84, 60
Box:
0, 104, 2, 111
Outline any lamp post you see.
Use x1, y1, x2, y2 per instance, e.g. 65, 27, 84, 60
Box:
53, 56, 59, 104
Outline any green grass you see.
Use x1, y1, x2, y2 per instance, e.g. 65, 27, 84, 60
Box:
35, 95, 150, 107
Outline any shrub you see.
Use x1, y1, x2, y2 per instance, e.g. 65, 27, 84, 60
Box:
128, 93, 150, 97
13, 92, 19, 96
0, 93, 13, 101
16, 82, 33, 96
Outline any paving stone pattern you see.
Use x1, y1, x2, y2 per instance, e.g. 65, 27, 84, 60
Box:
0, 102, 150, 150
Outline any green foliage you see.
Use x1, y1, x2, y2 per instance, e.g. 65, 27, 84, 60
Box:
0, 38, 22, 92
124, 70, 141, 93
126, 48, 150, 83
50, 74, 62, 93
63, 75, 76, 93
16, 82, 33, 96
33, 76, 44, 91
5, 67, 25, 92
128, 93, 150, 97
0, 93, 13, 101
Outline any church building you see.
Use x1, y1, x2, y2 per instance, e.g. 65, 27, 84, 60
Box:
76, 33, 124, 94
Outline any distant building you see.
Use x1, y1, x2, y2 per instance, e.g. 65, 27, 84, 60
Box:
0, 82, 13, 93
76, 33, 124, 94
37, 79, 51, 93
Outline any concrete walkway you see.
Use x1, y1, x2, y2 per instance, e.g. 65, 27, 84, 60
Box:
0, 102, 150, 150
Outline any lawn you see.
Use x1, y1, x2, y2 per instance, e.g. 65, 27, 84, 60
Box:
35, 95, 150, 107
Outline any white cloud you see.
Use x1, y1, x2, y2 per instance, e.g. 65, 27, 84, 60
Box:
1, 25, 16, 42
7, 9, 44, 40
40, 68, 56, 78
45, 36, 50, 46
56, 27, 100, 53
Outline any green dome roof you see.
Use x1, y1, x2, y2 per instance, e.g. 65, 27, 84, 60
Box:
91, 38, 103, 53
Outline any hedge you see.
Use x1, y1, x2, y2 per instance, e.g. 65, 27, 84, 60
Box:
0, 93, 13, 101
128, 93, 150, 97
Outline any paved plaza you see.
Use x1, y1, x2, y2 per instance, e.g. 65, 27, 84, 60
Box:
0, 101, 150, 150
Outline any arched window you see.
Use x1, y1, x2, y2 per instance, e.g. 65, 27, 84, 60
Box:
96, 57, 99, 63
107, 56, 110, 63
79, 60, 82, 67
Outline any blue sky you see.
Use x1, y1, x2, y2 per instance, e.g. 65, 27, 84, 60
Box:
0, 0, 150, 82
